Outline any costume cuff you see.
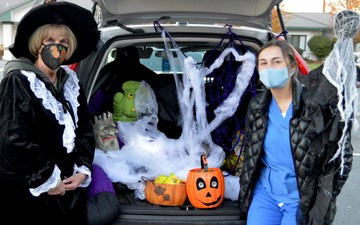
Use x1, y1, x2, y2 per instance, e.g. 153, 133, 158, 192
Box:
74, 164, 92, 187
29, 165, 61, 197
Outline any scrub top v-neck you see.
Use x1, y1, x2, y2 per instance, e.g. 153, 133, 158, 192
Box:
258, 96, 299, 203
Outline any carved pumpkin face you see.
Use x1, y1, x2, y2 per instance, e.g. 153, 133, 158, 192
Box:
186, 155, 224, 209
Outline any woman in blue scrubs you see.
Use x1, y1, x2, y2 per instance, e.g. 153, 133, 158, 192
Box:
239, 38, 355, 225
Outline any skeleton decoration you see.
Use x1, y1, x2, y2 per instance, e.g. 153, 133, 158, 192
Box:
323, 10, 360, 173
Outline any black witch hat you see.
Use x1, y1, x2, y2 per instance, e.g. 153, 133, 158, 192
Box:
9, 1, 100, 64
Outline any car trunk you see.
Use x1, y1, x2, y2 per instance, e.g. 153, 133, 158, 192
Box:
78, 1, 284, 224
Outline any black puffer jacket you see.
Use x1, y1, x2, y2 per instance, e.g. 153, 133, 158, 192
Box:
239, 66, 353, 225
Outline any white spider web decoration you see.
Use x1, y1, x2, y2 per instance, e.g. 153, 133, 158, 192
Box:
323, 10, 360, 174
93, 30, 256, 200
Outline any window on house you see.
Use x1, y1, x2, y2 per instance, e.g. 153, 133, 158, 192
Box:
288, 35, 307, 51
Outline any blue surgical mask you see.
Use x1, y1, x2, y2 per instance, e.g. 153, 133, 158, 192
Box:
259, 67, 295, 89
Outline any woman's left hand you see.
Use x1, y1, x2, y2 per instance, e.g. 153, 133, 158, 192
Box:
63, 173, 87, 191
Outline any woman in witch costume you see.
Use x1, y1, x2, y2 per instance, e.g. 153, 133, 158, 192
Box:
0, 2, 99, 224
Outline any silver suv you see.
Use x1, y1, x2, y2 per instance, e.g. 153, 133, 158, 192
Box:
75, 0, 283, 224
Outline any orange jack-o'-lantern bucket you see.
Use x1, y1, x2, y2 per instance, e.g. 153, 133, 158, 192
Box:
186, 155, 224, 209
143, 177, 187, 206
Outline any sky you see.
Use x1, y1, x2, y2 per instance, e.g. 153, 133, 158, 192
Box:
282, 0, 336, 12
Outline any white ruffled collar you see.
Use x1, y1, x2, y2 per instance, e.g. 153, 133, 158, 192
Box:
21, 66, 80, 153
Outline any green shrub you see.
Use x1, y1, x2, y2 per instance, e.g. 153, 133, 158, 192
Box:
308, 36, 335, 60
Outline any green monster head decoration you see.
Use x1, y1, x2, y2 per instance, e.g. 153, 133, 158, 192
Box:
113, 80, 141, 123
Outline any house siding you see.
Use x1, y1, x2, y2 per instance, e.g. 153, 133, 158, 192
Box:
284, 12, 334, 61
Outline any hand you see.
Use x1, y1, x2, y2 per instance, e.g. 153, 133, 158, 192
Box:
47, 180, 66, 196
63, 173, 87, 191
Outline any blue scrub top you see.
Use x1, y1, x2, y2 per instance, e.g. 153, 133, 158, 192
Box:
258, 97, 299, 203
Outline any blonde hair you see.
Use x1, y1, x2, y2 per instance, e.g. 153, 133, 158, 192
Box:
28, 24, 77, 60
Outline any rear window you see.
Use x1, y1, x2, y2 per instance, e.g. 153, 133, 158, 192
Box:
140, 49, 205, 73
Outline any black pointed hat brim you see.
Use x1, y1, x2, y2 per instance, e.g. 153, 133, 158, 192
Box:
9, 2, 100, 65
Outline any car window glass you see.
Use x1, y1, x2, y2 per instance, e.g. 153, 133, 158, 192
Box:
140, 48, 205, 74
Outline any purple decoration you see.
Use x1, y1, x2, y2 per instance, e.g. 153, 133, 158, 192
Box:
88, 89, 113, 115
87, 164, 116, 197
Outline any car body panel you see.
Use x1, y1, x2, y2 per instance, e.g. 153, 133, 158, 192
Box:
94, 0, 282, 29
75, 1, 283, 224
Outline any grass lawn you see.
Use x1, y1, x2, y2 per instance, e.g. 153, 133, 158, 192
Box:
307, 62, 322, 71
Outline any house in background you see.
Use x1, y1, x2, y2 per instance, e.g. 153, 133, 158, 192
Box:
0, 1, 334, 61
284, 12, 334, 61
0, 0, 36, 60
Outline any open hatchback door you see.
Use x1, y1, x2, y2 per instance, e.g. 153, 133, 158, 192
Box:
74, 0, 284, 224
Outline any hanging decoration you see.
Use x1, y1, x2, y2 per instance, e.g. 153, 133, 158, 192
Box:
323, 10, 360, 174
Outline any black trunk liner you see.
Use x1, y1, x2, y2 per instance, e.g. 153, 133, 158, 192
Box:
111, 183, 246, 224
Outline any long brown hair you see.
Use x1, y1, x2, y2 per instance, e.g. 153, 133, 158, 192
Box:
257, 39, 299, 77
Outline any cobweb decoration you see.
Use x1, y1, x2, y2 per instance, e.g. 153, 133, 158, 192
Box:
93, 27, 256, 200
203, 26, 257, 156
323, 10, 360, 174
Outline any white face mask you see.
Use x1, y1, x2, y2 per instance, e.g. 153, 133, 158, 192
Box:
259, 67, 295, 89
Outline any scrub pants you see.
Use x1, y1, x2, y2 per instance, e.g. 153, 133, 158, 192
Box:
247, 185, 299, 225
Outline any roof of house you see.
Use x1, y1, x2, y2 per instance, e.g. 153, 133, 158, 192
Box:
0, 0, 33, 14
284, 12, 334, 31
0, 0, 36, 22
0, 0, 92, 23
